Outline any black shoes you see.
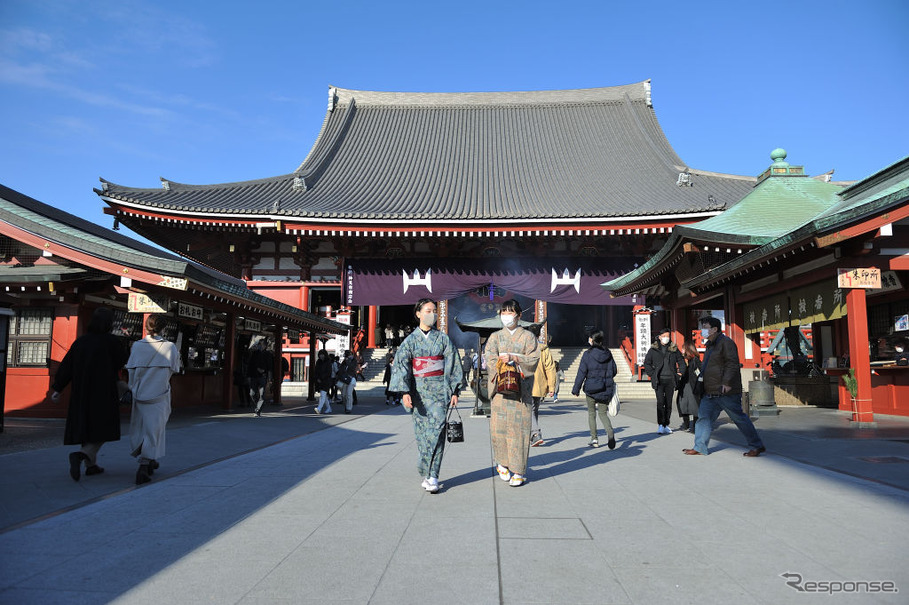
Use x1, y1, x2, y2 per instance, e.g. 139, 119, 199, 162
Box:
68, 451, 87, 481
607, 438, 616, 450
136, 464, 152, 485
84, 465, 104, 476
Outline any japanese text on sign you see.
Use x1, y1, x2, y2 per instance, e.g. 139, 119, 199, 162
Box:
837, 267, 881, 289
127, 293, 168, 313
178, 302, 203, 321
635, 312, 651, 367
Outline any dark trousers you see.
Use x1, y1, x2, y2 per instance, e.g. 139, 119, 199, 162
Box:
654, 379, 675, 426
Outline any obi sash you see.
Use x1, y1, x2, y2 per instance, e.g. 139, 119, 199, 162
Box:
413, 355, 444, 378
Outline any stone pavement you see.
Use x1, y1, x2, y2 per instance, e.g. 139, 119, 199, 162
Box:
1, 384, 907, 604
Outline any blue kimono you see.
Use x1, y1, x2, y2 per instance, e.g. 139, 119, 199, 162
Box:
390, 328, 462, 479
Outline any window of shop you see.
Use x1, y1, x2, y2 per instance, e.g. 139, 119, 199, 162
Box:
291, 355, 309, 382
6, 308, 53, 367
869, 298, 909, 361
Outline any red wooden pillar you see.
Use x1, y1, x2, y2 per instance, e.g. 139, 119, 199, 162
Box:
367, 305, 377, 348
846, 288, 873, 423
668, 306, 683, 348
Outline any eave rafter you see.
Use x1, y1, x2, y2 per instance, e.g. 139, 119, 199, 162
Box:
688, 240, 819, 294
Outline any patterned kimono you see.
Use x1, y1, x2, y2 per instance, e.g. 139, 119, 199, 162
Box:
485, 327, 540, 475
390, 328, 462, 480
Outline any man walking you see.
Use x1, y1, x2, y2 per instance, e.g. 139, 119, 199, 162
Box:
683, 317, 766, 457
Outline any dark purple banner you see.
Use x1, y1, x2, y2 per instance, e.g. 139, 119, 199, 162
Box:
344, 258, 639, 306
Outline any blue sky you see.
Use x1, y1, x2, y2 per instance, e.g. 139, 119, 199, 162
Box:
1, 0, 907, 240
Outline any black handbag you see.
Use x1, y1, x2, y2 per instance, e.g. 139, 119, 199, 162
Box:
117, 380, 133, 406
446, 406, 464, 443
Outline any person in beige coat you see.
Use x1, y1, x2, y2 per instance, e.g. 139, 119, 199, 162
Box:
529, 326, 556, 446
127, 314, 181, 485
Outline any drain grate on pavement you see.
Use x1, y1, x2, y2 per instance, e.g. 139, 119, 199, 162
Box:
857, 456, 909, 464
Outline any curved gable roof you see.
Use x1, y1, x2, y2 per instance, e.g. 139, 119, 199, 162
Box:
99, 81, 755, 224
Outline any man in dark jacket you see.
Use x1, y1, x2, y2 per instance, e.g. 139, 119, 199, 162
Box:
643, 327, 684, 435
248, 340, 270, 417
683, 317, 766, 457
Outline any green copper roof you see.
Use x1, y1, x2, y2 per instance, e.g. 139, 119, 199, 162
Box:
674, 176, 843, 246
680, 156, 909, 292
603, 151, 847, 295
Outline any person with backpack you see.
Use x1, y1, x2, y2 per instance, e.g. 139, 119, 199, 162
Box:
336, 350, 357, 413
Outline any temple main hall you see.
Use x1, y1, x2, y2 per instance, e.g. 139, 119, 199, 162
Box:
97, 80, 756, 349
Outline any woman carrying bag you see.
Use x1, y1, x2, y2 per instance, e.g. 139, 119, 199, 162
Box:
389, 298, 462, 494
485, 299, 540, 487
572, 330, 618, 449
676, 340, 701, 432
126, 314, 181, 485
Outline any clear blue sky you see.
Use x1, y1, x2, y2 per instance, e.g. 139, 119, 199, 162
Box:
2, 0, 907, 239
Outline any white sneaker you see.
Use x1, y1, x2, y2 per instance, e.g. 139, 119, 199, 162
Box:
421, 477, 431, 490
509, 474, 527, 487
588, 439, 599, 448
663, 425, 673, 434
425, 477, 439, 493
657, 425, 665, 435
496, 464, 511, 481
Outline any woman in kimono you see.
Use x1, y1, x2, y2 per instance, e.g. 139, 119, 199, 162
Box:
485, 299, 539, 487
390, 298, 462, 494
126, 314, 181, 485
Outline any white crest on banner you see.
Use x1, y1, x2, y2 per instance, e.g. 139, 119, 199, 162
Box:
551, 268, 581, 293
403, 268, 432, 293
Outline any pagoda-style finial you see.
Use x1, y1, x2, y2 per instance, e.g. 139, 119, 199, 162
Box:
756, 148, 805, 183
770, 148, 788, 167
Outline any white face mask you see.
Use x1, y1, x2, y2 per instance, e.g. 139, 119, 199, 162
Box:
896, 347, 905, 353
421, 312, 436, 327
501, 313, 516, 328
701, 328, 711, 340
660, 336, 670, 345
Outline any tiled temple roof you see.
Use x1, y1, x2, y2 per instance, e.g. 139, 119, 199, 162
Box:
98, 81, 755, 224
0, 184, 348, 334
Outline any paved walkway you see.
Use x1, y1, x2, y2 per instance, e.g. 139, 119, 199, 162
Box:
1, 385, 907, 604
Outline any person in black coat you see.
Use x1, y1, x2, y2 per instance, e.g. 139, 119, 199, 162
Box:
643, 328, 684, 435
51, 307, 128, 481
676, 340, 701, 432
313, 350, 334, 414
571, 330, 618, 449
